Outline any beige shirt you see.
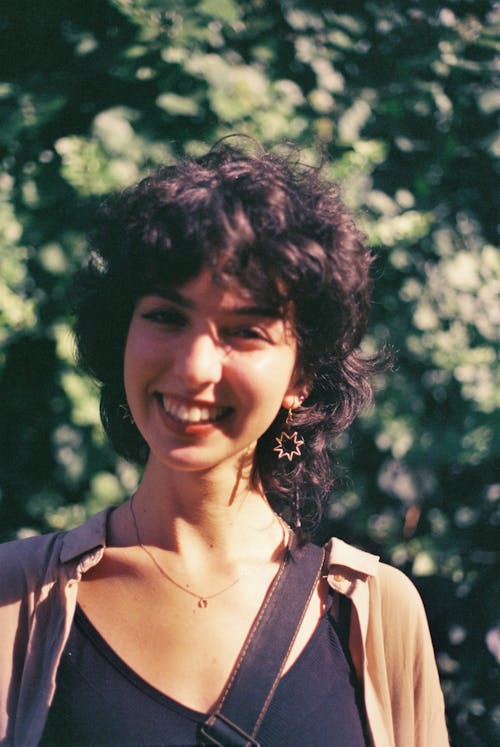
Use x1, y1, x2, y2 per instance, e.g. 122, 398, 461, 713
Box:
0, 509, 448, 746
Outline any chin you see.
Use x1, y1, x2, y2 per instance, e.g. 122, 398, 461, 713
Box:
147, 442, 256, 476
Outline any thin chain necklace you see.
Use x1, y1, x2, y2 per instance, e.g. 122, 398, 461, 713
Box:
130, 494, 243, 608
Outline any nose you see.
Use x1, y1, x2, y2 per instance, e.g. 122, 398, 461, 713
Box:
174, 333, 223, 389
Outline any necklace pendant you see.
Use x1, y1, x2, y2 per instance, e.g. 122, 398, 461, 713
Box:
198, 598, 208, 609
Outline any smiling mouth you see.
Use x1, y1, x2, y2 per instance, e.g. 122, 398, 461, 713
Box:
160, 395, 232, 425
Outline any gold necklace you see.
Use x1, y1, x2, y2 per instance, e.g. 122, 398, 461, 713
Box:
129, 495, 242, 608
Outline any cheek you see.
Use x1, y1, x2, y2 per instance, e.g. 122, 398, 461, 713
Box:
124, 323, 161, 368
123, 326, 154, 392
251, 353, 294, 379
239, 350, 297, 405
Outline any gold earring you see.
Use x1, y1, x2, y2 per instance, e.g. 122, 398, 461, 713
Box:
273, 407, 304, 462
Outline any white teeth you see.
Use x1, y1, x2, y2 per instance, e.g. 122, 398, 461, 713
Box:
177, 405, 189, 421
161, 397, 227, 424
189, 407, 202, 423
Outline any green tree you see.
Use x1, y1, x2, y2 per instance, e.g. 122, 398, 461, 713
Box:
1, 1, 498, 742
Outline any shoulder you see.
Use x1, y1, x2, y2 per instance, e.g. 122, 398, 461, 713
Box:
324, 537, 448, 744
0, 531, 65, 604
325, 535, 425, 605
324, 536, 431, 638
374, 561, 428, 616
367, 561, 438, 673
0, 508, 110, 605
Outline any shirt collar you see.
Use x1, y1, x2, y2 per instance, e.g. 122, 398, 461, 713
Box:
325, 536, 379, 577
59, 508, 112, 564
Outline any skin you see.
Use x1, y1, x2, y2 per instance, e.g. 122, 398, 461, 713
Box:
123, 268, 301, 478
78, 268, 328, 713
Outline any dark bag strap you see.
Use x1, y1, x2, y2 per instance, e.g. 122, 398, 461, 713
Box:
336, 592, 352, 652
199, 535, 326, 747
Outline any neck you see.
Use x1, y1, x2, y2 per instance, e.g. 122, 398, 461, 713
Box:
115, 454, 286, 565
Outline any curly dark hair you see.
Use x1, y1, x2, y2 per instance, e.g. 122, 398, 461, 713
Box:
73, 138, 377, 528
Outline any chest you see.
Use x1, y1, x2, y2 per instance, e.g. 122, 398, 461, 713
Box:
76, 548, 328, 713
42, 596, 368, 747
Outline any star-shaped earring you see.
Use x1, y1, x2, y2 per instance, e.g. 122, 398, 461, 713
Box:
274, 430, 304, 461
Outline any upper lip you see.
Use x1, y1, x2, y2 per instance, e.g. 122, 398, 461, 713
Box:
157, 393, 224, 408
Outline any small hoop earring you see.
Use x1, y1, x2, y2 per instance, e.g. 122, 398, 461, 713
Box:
273, 407, 304, 462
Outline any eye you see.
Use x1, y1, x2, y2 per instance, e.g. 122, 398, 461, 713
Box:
226, 326, 270, 343
234, 327, 264, 339
141, 307, 187, 327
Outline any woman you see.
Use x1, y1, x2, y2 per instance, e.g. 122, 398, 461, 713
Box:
0, 140, 448, 746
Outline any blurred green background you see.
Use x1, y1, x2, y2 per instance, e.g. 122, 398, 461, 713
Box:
0, 1, 498, 743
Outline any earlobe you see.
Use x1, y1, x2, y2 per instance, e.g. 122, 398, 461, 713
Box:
281, 392, 306, 411
283, 371, 312, 411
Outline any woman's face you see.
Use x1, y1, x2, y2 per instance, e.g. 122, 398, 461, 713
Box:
124, 268, 303, 475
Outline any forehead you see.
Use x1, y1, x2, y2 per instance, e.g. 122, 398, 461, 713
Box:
144, 266, 288, 317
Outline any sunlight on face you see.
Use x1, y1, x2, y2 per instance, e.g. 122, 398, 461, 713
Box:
124, 269, 303, 475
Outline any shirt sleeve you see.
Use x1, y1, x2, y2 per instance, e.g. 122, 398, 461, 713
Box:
371, 563, 449, 747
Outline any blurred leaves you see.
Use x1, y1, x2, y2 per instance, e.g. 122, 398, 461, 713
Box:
0, 0, 498, 743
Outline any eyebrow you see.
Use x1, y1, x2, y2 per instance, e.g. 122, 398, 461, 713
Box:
146, 287, 281, 318
227, 305, 282, 318
147, 287, 195, 309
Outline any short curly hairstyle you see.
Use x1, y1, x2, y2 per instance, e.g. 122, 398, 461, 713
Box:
73, 138, 377, 528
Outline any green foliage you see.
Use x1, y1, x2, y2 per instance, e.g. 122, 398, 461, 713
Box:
0, 1, 498, 742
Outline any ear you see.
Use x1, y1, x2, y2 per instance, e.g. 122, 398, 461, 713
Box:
282, 367, 313, 411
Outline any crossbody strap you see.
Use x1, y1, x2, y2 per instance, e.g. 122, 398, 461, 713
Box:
199, 535, 325, 746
